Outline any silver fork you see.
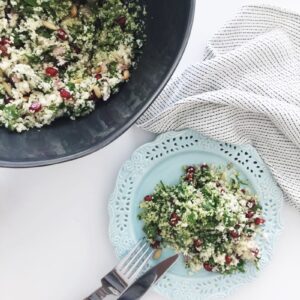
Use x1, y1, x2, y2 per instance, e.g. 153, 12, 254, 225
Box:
84, 240, 153, 300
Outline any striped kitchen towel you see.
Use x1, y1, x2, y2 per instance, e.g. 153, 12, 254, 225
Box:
137, 5, 300, 209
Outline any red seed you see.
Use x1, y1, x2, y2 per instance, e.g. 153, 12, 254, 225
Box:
225, 255, 232, 265
241, 189, 246, 194
45, 67, 58, 77
203, 262, 213, 272
57, 28, 68, 41
254, 217, 265, 225
186, 166, 195, 173
0, 37, 11, 45
151, 240, 160, 249
95, 73, 102, 80
4, 97, 13, 104
144, 195, 153, 202
169, 212, 181, 226
201, 163, 209, 170
230, 230, 239, 239
246, 199, 256, 209
245, 211, 255, 218
0, 45, 8, 57
193, 239, 203, 249
73, 44, 81, 54
29, 102, 42, 112
116, 16, 127, 29
251, 248, 259, 257
185, 173, 193, 181
60, 88, 72, 99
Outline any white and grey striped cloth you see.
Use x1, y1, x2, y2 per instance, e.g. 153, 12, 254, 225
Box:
137, 5, 300, 210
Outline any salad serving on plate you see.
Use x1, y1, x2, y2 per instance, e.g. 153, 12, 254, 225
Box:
139, 163, 265, 275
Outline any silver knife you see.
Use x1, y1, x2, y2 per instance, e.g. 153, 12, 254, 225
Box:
117, 254, 179, 300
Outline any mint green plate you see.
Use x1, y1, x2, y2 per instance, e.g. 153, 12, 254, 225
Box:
109, 129, 283, 300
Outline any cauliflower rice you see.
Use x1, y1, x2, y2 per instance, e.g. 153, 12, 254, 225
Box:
139, 164, 266, 274
0, 0, 145, 132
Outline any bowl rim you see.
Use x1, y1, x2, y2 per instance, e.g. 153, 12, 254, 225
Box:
1, 0, 196, 168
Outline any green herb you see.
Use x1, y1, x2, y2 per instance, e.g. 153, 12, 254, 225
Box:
4, 105, 20, 120
66, 82, 76, 92
26, 54, 42, 64
36, 27, 53, 39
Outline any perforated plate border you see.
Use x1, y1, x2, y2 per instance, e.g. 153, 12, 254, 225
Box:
108, 129, 283, 300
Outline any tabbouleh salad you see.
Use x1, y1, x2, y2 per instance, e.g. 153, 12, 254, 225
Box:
0, 0, 145, 132
139, 164, 265, 274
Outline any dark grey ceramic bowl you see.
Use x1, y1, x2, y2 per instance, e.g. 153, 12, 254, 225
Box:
0, 0, 195, 168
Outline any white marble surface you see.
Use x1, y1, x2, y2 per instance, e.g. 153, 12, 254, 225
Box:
1, 1, 300, 300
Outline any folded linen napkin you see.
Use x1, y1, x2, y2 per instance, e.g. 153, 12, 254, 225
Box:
137, 5, 300, 210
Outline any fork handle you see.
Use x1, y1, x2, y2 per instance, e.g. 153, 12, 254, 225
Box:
84, 285, 112, 300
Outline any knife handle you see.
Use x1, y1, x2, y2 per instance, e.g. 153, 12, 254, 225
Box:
84, 285, 112, 300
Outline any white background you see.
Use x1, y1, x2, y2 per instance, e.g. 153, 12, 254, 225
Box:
1, 1, 300, 300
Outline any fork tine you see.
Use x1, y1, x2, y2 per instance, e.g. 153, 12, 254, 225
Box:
127, 248, 154, 281
116, 239, 145, 270
118, 241, 148, 272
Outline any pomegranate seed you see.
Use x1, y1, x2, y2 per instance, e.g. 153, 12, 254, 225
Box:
241, 189, 246, 194
169, 212, 181, 226
29, 102, 42, 112
4, 97, 13, 104
45, 67, 58, 77
203, 262, 213, 272
186, 166, 195, 173
201, 163, 209, 170
144, 195, 153, 202
251, 248, 259, 257
185, 173, 193, 181
151, 240, 160, 249
116, 16, 126, 29
254, 217, 265, 225
0, 45, 8, 57
245, 211, 255, 218
225, 255, 232, 265
73, 44, 81, 54
193, 239, 203, 249
57, 28, 68, 41
230, 230, 239, 239
95, 73, 102, 80
216, 181, 221, 187
220, 188, 225, 193
60, 88, 72, 99
246, 199, 256, 209
0, 37, 11, 45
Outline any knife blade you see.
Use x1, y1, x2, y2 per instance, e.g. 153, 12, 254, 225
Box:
117, 253, 179, 300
